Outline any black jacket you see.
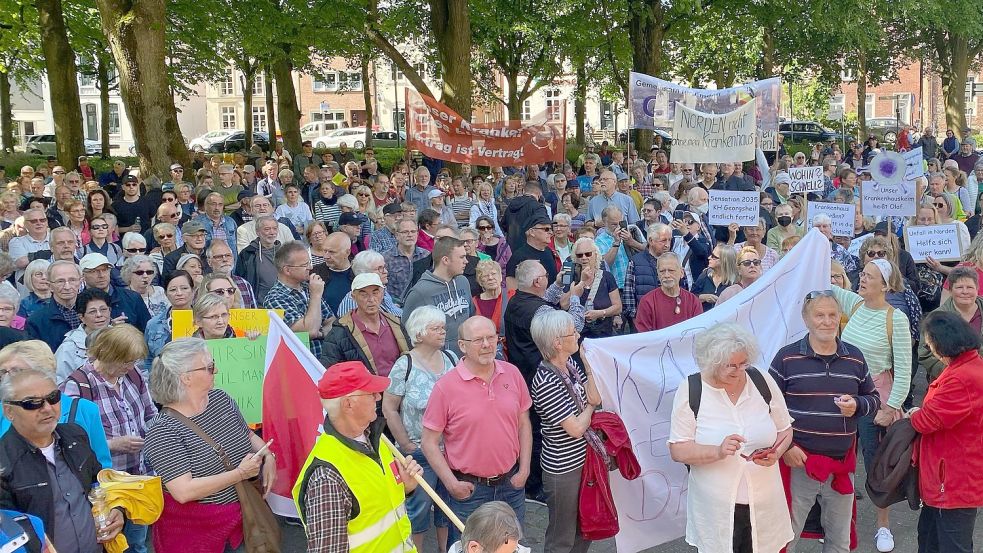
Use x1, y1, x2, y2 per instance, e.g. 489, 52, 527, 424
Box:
865, 418, 920, 510
234, 239, 281, 304
503, 290, 552, 384
0, 423, 101, 539
162, 244, 211, 280
502, 195, 549, 252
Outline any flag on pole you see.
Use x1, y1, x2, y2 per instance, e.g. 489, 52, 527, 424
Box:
262, 311, 326, 517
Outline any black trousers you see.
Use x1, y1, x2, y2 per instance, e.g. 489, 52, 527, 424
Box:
733, 504, 752, 553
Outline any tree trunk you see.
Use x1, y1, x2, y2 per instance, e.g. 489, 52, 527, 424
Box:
0, 70, 13, 154
575, 63, 586, 146
97, 56, 111, 160
241, 67, 255, 149
940, 36, 970, 139
627, 0, 666, 151
96, 0, 189, 179
759, 30, 775, 79
272, 58, 301, 153
505, 72, 522, 120
361, 58, 373, 147
856, 53, 868, 140
264, 64, 276, 151
430, 0, 473, 118
37, 0, 85, 166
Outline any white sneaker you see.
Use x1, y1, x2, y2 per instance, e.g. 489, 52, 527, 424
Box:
875, 527, 895, 552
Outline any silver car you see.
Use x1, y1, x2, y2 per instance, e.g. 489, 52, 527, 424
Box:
25, 134, 103, 156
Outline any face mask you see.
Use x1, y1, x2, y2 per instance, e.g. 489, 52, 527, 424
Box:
777, 216, 792, 226
694, 203, 709, 215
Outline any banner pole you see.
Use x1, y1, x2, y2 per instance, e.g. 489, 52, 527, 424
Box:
381, 434, 466, 532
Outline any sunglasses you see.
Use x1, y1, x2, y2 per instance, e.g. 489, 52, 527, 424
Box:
739, 259, 762, 267
575, 251, 593, 258
124, 247, 143, 254
163, 197, 176, 202
210, 287, 237, 296
133, 269, 155, 276
709, 252, 720, 260
866, 250, 887, 258
90, 224, 108, 230
477, 225, 493, 231
4, 389, 61, 410
157, 234, 174, 239
805, 290, 836, 302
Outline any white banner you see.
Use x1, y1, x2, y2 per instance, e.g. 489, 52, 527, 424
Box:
807, 202, 855, 237
904, 223, 963, 262
708, 189, 760, 226
582, 229, 831, 553
788, 166, 825, 195
670, 100, 757, 163
860, 180, 917, 217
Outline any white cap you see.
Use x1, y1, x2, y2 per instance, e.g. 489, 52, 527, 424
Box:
351, 273, 384, 291
79, 253, 112, 271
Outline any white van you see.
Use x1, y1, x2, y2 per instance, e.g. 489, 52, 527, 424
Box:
301, 121, 343, 142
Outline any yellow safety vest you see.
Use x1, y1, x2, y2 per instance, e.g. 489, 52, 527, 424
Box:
293, 433, 415, 553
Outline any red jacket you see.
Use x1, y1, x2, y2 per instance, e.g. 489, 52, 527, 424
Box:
579, 411, 640, 541
911, 350, 983, 508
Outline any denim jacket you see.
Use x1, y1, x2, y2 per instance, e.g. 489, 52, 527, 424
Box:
144, 308, 172, 372
193, 214, 238, 262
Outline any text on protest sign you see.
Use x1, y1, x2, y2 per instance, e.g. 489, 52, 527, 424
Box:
903, 147, 926, 180
788, 166, 825, 194
670, 100, 757, 163
210, 333, 310, 423
172, 308, 285, 339
860, 181, 917, 217
708, 189, 760, 226
405, 89, 566, 165
904, 224, 963, 263
582, 229, 831, 553
807, 202, 855, 237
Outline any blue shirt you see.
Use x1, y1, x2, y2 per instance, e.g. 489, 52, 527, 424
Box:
0, 396, 112, 469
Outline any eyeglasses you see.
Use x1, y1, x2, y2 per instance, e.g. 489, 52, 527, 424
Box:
188, 362, 217, 375
26, 218, 46, 224
133, 269, 156, 276
83, 306, 110, 316
53, 171, 65, 175
157, 234, 174, 239
477, 226, 493, 231
163, 197, 176, 202
866, 250, 887, 258
124, 247, 143, 254
90, 224, 108, 230
209, 287, 237, 296
933, 203, 945, 209
739, 259, 762, 267
286, 263, 312, 269
459, 335, 497, 345
574, 251, 593, 258
200, 312, 230, 321
709, 252, 720, 260
356, 193, 370, 197
4, 389, 61, 410
67, 180, 80, 184
532, 226, 552, 232
124, 183, 139, 187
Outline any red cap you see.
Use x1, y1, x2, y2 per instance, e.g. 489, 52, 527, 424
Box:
318, 361, 391, 399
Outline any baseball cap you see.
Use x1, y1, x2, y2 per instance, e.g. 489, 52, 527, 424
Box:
427, 189, 445, 199
773, 172, 792, 185
318, 361, 390, 399
46, 156, 56, 162
181, 220, 206, 235
123, 174, 139, 184
338, 212, 362, 227
169, 163, 183, 171
237, 189, 257, 201
382, 203, 402, 216
962, 138, 973, 145
79, 253, 112, 271
565, 180, 580, 190
351, 273, 384, 291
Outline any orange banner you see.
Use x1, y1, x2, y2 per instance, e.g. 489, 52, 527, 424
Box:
405, 89, 566, 165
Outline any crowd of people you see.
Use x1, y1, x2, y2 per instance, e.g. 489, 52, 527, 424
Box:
0, 127, 979, 553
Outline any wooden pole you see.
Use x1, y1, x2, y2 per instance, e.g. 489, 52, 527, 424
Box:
381, 434, 466, 531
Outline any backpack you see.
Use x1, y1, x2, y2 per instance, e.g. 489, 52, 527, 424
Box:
688, 366, 772, 420
66, 366, 146, 402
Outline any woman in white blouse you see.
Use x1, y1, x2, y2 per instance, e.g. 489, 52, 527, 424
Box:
668, 322, 793, 553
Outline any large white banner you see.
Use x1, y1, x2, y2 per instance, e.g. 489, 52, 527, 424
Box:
670, 100, 757, 163
581, 229, 831, 553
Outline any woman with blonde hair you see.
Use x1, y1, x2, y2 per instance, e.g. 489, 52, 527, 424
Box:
943, 165, 972, 217
719, 247, 764, 303
691, 243, 738, 311
194, 273, 245, 309
565, 237, 621, 338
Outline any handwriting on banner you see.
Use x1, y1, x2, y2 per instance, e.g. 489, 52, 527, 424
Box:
708, 189, 759, 226
904, 224, 962, 263
807, 202, 855, 237
209, 333, 310, 424
788, 166, 824, 194
172, 309, 285, 339
670, 101, 757, 163
860, 181, 917, 217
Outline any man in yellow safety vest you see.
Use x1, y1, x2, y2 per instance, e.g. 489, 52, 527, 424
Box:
293, 360, 422, 553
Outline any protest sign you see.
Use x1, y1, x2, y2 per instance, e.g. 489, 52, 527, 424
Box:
860, 181, 917, 217
582, 229, 830, 553
209, 333, 310, 423
172, 308, 285, 339
708, 189, 760, 226
788, 166, 824, 194
807, 202, 855, 237
903, 147, 925, 180
904, 224, 962, 263
759, 129, 778, 152
670, 100, 757, 163
405, 89, 566, 165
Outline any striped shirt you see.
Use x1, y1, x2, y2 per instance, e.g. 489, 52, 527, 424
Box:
449, 195, 474, 227
144, 389, 254, 504
531, 361, 588, 474
831, 286, 912, 408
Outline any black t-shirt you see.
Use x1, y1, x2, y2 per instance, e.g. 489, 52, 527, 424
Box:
114, 196, 154, 232
506, 244, 558, 283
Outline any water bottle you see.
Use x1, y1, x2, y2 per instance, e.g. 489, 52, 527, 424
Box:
89, 484, 109, 532
134, 216, 142, 230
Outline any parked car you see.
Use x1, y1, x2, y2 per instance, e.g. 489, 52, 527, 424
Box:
371, 130, 406, 148
865, 117, 903, 144
25, 134, 110, 156
300, 121, 345, 142
207, 131, 270, 153
618, 128, 673, 148
779, 121, 847, 144
312, 127, 368, 150
189, 129, 239, 152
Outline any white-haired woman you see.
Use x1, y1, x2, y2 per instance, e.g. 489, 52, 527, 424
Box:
564, 237, 620, 338
144, 338, 275, 553
469, 181, 504, 236
120, 232, 147, 266
336, 250, 401, 317
149, 222, 178, 274
18, 258, 51, 321
0, 282, 24, 332
122, 254, 168, 317
382, 306, 458, 552
530, 310, 601, 553
669, 322, 793, 553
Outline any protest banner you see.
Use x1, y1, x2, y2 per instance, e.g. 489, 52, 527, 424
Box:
903, 146, 926, 180
904, 224, 962, 263
582, 229, 831, 553
405, 89, 566, 165
670, 100, 757, 163
629, 72, 781, 151
807, 202, 855, 237
788, 166, 824, 194
708, 189, 760, 226
860, 180, 917, 217
209, 332, 310, 424
172, 308, 285, 339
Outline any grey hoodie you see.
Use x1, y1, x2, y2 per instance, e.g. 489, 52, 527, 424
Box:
401, 270, 474, 356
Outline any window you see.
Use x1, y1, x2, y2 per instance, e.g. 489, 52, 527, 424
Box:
521, 100, 531, 121
218, 70, 234, 96
22, 122, 35, 137
894, 93, 912, 124
395, 63, 426, 82
828, 94, 845, 120
310, 110, 345, 122
313, 74, 337, 92
252, 74, 264, 95
393, 109, 405, 130
108, 104, 120, 135
841, 68, 856, 82
600, 101, 614, 130
79, 74, 96, 93
221, 106, 236, 129
252, 106, 267, 132
340, 71, 362, 91
545, 89, 562, 121
864, 93, 875, 118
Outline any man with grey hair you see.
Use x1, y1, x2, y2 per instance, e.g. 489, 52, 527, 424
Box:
335, 250, 401, 317
623, 222, 673, 321
586, 170, 639, 225
264, 241, 332, 358
207, 241, 257, 308
635, 252, 702, 332
813, 212, 859, 274
49, 227, 78, 264
235, 194, 294, 252
405, 166, 436, 214
215, 164, 243, 215
234, 215, 281, 305
595, 205, 632, 287
193, 192, 238, 261
26, 260, 82, 352
449, 501, 525, 553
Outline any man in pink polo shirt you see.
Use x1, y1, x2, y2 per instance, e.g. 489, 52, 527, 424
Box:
421, 316, 532, 543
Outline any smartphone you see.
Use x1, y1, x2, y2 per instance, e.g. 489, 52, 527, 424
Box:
618, 220, 628, 231
741, 446, 776, 461
673, 209, 686, 221
560, 260, 575, 286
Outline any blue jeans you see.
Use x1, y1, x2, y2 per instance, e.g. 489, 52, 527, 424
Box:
122, 520, 148, 553
446, 477, 526, 544
917, 506, 977, 553
857, 412, 885, 471
404, 447, 448, 534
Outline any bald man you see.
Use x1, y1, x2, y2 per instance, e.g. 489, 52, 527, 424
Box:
312, 232, 355, 315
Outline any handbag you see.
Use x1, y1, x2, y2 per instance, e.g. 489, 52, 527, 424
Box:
163, 407, 281, 553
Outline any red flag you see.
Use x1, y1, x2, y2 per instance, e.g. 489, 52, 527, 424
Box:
262, 312, 325, 517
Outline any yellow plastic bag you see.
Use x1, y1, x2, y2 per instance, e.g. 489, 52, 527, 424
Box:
96, 470, 164, 553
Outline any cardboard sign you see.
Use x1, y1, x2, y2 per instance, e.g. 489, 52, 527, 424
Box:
708, 189, 760, 226
904, 224, 962, 263
807, 202, 855, 237
788, 166, 825, 194
670, 100, 757, 163
209, 333, 310, 423
860, 181, 917, 217
172, 308, 286, 339
759, 129, 778, 152
903, 147, 926, 180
